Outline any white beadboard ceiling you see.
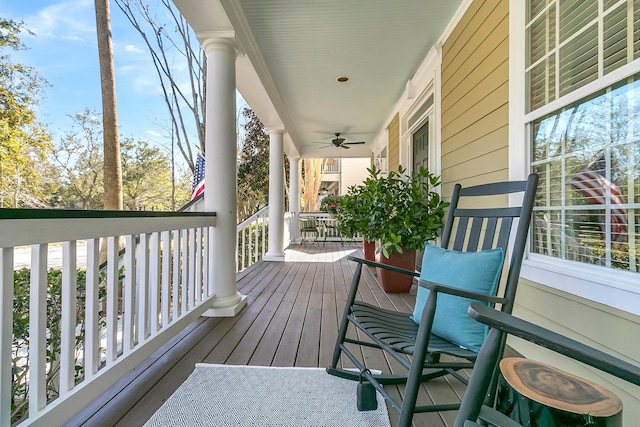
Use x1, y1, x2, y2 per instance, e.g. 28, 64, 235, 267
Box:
173, 0, 463, 157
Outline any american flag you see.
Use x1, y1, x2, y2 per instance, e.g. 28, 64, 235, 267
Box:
569, 154, 627, 242
191, 152, 205, 200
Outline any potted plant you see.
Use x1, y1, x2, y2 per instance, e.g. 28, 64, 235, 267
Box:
338, 165, 448, 292
337, 182, 377, 261
319, 194, 342, 218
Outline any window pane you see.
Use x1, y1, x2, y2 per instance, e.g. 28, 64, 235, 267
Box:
529, 57, 557, 111
529, 0, 550, 22
559, 24, 598, 96
635, 0, 640, 59
531, 75, 640, 273
603, 0, 621, 11
559, 0, 597, 43
528, 6, 556, 67
604, 4, 628, 75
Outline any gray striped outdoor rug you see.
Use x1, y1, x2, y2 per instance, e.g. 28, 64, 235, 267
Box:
144, 364, 390, 426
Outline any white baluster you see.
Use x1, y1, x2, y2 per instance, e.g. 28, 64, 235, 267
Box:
85, 238, 100, 378
204, 227, 213, 297
29, 244, 47, 415
241, 228, 246, 271
123, 235, 136, 352
172, 230, 180, 319
106, 236, 119, 362
181, 229, 188, 314
195, 227, 203, 303
149, 232, 160, 335
137, 233, 149, 342
60, 240, 77, 395
188, 228, 196, 308
0, 248, 14, 427
248, 226, 253, 266
161, 231, 171, 328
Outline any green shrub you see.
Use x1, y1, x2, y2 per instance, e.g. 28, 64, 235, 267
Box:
11, 266, 114, 424
319, 195, 342, 213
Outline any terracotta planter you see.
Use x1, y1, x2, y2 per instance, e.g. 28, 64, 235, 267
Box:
362, 240, 376, 261
376, 248, 416, 293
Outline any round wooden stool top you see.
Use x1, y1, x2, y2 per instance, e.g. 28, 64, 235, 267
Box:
499, 357, 622, 417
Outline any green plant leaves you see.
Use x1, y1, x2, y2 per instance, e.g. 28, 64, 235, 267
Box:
337, 164, 449, 255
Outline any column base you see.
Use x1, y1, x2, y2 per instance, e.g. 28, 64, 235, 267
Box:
202, 293, 247, 317
263, 251, 285, 261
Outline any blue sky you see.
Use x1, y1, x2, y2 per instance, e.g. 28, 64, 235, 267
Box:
1, 0, 190, 158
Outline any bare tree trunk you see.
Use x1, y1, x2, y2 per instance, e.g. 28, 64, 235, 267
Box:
95, 0, 123, 211
301, 159, 326, 212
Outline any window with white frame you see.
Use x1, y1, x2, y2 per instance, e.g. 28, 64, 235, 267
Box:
526, 0, 640, 274
374, 147, 388, 174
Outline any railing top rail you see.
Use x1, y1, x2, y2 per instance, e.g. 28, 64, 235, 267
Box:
237, 205, 269, 230
178, 193, 204, 212
0, 208, 215, 220
299, 211, 333, 217
1, 212, 216, 248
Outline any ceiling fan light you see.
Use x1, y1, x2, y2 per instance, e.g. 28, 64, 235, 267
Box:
336, 76, 349, 82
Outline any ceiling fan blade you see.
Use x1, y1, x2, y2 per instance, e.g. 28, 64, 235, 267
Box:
344, 141, 365, 145
340, 144, 350, 149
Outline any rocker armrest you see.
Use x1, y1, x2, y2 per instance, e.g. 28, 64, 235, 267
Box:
468, 303, 640, 386
347, 255, 420, 277
419, 280, 509, 305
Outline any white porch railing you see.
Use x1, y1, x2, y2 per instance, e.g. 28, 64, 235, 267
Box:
237, 206, 269, 272
322, 158, 341, 174
0, 209, 216, 427
182, 196, 269, 272
298, 212, 362, 243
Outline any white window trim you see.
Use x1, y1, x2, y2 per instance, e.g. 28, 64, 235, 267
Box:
509, 0, 640, 316
399, 48, 441, 177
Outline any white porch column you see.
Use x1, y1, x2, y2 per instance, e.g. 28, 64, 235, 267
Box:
201, 37, 246, 317
288, 157, 301, 243
264, 130, 286, 260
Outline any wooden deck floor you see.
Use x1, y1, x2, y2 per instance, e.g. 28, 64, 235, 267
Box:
71, 243, 472, 427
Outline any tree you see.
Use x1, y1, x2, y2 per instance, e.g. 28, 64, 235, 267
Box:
237, 108, 270, 220
114, 0, 205, 172
0, 19, 52, 207
94, 0, 124, 211
51, 109, 105, 209
51, 109, 192, 210
236, 108, 290, 221
301, 159, 326, 212
121, 138, 176, 210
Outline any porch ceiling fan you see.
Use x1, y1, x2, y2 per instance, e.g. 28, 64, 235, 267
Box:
314, 133, 365, 149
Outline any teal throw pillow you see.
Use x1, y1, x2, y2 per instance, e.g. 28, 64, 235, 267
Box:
411, 243, 504, 352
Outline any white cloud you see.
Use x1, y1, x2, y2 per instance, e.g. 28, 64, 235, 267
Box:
146, 130, 161, 138
117, 63, 160, 96
24, 0, 95, 42
124, 44, 145, 54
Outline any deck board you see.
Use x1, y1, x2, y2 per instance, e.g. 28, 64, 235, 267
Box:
84, 243, 481, 427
